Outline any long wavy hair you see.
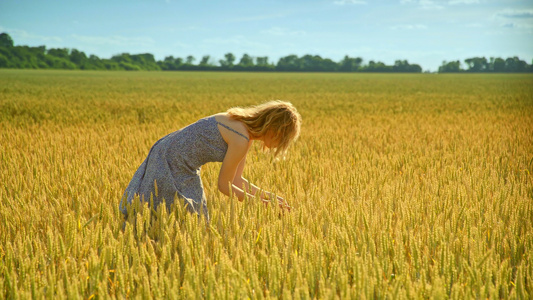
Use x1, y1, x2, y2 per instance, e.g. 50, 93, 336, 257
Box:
227, 100, 301, 156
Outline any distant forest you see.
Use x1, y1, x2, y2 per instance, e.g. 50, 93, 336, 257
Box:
1, 33, 532, 73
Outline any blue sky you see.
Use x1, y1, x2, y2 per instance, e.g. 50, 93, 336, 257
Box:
1, 0, 532, 71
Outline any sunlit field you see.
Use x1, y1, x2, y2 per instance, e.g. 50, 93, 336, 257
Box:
1, 70, 532, 299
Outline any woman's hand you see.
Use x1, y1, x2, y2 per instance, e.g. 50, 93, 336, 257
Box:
276, 195, 291, 212
260, 192, 291, 212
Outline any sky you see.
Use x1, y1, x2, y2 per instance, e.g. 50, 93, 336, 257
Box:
1, 0, 532, 71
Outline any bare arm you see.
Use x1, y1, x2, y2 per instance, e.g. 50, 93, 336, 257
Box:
232, 157, 291, 210
217, 138, 254, 202
217, 126, 290, 209
232, 157, 260, 195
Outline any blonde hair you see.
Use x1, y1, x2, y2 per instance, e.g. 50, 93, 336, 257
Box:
227, 100, 301, 156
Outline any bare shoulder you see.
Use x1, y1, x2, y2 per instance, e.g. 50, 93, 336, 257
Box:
214, 113, 251, 147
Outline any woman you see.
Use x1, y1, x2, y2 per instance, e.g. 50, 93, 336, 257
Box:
120, 100, 301, 221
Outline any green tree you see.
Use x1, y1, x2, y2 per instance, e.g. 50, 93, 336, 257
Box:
0, 33, 14, 48
409, 64, 422, 73
493, 57, 505, 72
69, 49, 87, 67
255, 56, 269, 66
253, 56, 274, 71
505, 56, 528, 72
159, 56, 183, 70
219, 53, 235, 68
0, 53, 8, 67
85, 55, 105, 70
130, 53, 160, 70
111, 53, 140, 70
199, 55, 211, 66
46, 47, 75, 68
47, 48, 70, 59
464, 57, 488, 72
164, 56, 175, 64
297, 55, 338, 72
276, 55, 301, 71
438, 60, 462, 73
363, 60, 391, 72
197, 55, 214, 70
339, 55, 363, 72
301, 55, 319, 71
392, 60, 422, 73
185, 55, 195, 65
237, 54, 254, 68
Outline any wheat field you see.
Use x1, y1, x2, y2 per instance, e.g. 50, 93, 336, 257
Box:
1, 70, 532, 299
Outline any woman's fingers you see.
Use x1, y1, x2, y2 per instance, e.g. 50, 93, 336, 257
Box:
259, 194, 291, 211
276, 197, 291, 212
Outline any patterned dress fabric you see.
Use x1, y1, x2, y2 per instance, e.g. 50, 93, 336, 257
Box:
120, 116, 247, 220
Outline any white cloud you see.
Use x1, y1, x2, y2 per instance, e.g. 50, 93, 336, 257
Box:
496, 9, 533, 19
465, 23, 483, 28
261, 27, 306, 36
402, 0, 479, 5
71, 34, 154, 47
0, 27, 62, 44
448, 0, 479, 4
334, 0, 367, 5
202, 35, 271, 51
499, 22, 533, 29
225, 13, 286, 23
401, 0, 480, 9
400, 0, 444, 10
494, 9, 533, 31
390, 24, 428, 30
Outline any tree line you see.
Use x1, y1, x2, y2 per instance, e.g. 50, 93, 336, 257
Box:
1, 33, 531, 73
439, 57, 532, 73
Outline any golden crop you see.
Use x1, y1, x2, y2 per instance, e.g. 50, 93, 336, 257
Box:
1, 70, 532, 299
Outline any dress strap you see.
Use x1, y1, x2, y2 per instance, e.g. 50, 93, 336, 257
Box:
216, 121, 250, 141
